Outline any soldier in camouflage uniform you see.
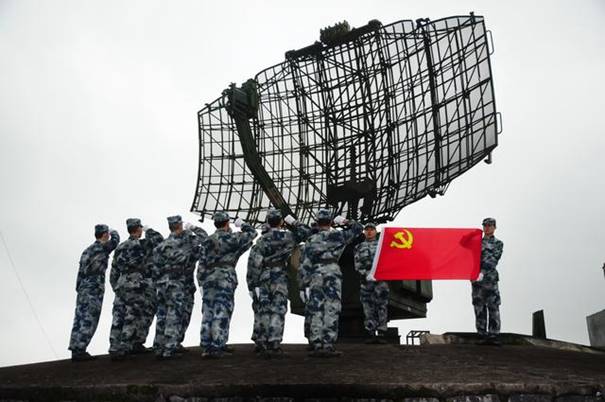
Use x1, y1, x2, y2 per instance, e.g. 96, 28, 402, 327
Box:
247, 224, 270, 353
108, 218, 164, 359
297, 243, 313, 349
177, 221, 209, 351
152, 215, 207, 359
198, 212, 257, 358
472, 217, 504, 344
69, 224, 119, 361
354, 223, 389, 344
299, 209, 363, 357
246, 209, 311, 356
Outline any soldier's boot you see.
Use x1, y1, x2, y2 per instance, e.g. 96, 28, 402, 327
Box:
364, 330, 377, 344
308, 343, 324, 358
375, 330, 388, 344
486, 334, 502, 346
267, 342, 286, 358
131, 343, 150, 354
221, 345, 235, 354
156, 352, 183, 360
175, 344, 189, 354
253, 343, 264, 354
323, 346, 342, 358
71, 350, 95, 362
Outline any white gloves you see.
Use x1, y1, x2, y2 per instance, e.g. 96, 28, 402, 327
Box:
299, 287, 310, 303
366, 274, 376, 282
254, 287, 260, 299
284, 215, 297, 225
142, 225, 149, 232
234, 217, 244, 228
333, 216, 347, 225
184, 222, 194, 230
474, 272, 484, 282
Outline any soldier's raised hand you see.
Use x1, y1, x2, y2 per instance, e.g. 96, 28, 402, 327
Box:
234, 217, 244, 228
184, 222, 194, 231
284, 215, 297, 225
142, 225, 149, 232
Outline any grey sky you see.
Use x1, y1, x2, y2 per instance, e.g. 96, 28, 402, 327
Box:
1, 0, 604, 367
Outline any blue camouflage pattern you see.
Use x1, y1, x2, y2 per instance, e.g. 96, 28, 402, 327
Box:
198, 222, 257, 353
108, 228, 164, 353
246, 222, 311, 350
152, 225, 207, 357
354, 236, 389, 333
69, 229, 120, 352
299, 220, 363, 350
472, 234, 504, 337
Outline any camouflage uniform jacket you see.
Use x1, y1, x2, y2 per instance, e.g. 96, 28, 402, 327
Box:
110, 228, 164, 292
246, 223, 312, 291
153, 228, 207, 284
354, 237, 379, 280
481, 235, 503, 282
197, 223, 258, 285
299, 221, 363, 287
76, 230, 120, 291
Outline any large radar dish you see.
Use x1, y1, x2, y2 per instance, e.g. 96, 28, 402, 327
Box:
192, 14, 501, 226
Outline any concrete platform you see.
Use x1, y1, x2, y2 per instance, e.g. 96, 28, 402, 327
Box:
0, 343, 604, 402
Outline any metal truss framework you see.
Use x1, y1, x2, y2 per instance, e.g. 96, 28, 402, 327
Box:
192, 14, 501, 226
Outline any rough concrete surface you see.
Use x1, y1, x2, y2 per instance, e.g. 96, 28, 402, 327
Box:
0, 344, 603, 402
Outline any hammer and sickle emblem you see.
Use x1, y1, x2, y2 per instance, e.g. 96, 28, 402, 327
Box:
390, 229, 414, 249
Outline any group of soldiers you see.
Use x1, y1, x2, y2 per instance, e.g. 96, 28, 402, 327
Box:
68, 209, 503, 361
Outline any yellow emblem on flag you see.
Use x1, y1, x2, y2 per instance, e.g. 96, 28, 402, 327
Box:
390, 229, 414, 249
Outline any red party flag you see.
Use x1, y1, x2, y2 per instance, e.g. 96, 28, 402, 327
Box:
369, 227, 482, 280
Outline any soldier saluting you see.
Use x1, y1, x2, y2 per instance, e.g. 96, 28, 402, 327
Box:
354, 222, 389, 344
471, 217, 504, 345
299, 208, 363, 357
246, 209, 311, 357
108, 218, 163, 360
152, 215, 207, 359
198, 212, 257, 358
69, 224, 120, 362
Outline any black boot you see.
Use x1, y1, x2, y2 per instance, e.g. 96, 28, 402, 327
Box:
71, 350, 95, 362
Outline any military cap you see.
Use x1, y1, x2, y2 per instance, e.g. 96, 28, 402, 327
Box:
94, 224, 109, 236
482, 217, 496, 226
364, 222, 377, 230
126, 218, 142, 229
167, 215, 182, 225
266, 208, 282, 220
316, 208, 332, 221
213, 211, 230, 223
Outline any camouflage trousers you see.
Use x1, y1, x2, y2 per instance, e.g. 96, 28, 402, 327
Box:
307, 267, 342, 350
178, 283, 196, 344
138, 283, 157, 345
256, 280, 289, 348
200, 270, 237, 352
303, 299, 311, 344
472, 280, 501, 336
251, 296, 261, 346
153, 279, 186, 356
360, 280, 390, 333
68, 287, 104, 352
108, 288, 149, 353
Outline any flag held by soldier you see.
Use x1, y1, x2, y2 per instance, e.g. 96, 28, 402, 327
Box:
368, 227, 482, 281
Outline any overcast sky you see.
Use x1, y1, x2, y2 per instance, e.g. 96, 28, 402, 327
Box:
1, 0, 604, 367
